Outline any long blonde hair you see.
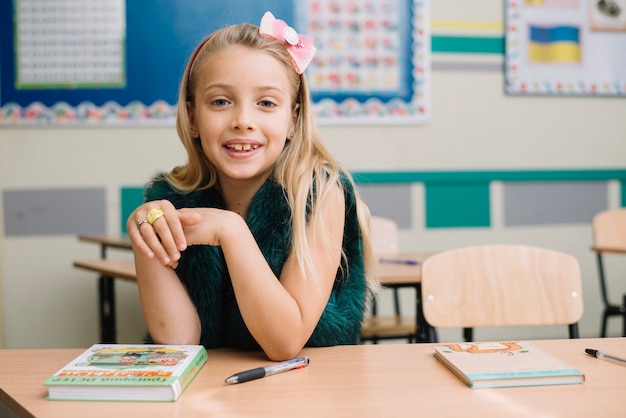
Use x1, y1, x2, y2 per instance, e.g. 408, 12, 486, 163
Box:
168, 23, 376, 289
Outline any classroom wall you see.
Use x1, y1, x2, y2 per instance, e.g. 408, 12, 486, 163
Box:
1, 0, 625, 348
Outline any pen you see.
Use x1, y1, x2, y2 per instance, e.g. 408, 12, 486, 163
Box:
379, 258, 419, 265
225, 356, 310, 384
585, 348, 626, 366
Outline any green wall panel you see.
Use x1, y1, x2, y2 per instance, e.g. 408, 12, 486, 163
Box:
120, 170, 625, 233
353, 169, 626, 184
121, 186, 144, 234
425, 182, 491, 228
431, 36, 504, 55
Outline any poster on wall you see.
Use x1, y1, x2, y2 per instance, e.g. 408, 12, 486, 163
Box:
505, 0, 626, 95
14, 0, 125, 90
297, 0, 430, 124
0, 0, 430, 125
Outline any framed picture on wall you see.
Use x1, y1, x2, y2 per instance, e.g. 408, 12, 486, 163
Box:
297, 0, 431, 124
505, 0, 626, 96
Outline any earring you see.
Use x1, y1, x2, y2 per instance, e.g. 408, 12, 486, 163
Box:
191, 129, 197, 137
289, 131, 295, 139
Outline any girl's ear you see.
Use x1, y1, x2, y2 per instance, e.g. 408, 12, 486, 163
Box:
186, 101, 197, 134
291, 103, 300, 134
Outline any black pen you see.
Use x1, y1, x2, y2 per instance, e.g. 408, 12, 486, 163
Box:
225, 356, 310, 384
585, 348, 626, 366
379, 258, 419, 265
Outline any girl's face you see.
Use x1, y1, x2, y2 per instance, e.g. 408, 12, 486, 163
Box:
188, 45, 297, 187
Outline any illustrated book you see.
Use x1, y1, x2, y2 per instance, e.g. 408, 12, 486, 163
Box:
432, 341, 585, 389
44, 344, 208, 401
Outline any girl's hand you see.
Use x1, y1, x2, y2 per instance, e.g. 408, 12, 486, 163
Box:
127, 200, 201, 268
178, 208, 244, 247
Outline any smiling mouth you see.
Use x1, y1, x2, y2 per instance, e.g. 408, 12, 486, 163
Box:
225, 144, 260, 152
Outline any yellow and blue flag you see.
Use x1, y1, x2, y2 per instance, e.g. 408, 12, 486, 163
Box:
525, 0, 580, 7
528, 25, 581, 63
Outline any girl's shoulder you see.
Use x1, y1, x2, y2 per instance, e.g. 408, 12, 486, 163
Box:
143, 173, 222, 209
143, 173, 182, 202
337, 169, 358, 206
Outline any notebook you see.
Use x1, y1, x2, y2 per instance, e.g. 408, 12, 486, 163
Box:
432, 341, 585, 389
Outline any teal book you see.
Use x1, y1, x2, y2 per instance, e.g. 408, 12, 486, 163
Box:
44, 344, 207, 401
432, 341, 585, 389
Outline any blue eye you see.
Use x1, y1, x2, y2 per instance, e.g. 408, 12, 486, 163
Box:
211, 99, 229, 107
259, 100, 276, 108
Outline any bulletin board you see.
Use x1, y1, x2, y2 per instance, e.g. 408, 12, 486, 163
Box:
0, 0, 430, 125
505, 0, 626, 95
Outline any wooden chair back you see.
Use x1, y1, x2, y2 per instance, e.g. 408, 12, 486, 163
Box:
369, 216, 400, 254
591, 208, 626, 337
361, 216, 416, 343
421, 244, 583, 339
592, 208, 626, 251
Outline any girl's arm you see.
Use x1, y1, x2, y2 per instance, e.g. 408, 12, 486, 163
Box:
133, 250, 202, 344
127, 200, 203, 344
183, 183, 345, 360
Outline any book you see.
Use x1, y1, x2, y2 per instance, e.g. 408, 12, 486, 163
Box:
432, 341, 585, 389
44, 344, 207, 401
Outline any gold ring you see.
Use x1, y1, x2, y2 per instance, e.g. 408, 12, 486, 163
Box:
147, 208, 165, 225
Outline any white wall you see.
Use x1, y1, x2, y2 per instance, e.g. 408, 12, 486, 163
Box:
1, 0, 625, 347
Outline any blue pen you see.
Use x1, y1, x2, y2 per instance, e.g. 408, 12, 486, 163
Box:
379, 258, 419, 265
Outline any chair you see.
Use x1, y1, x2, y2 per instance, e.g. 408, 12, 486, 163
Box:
421, 244, 583, 341
360, 216, 417, 343
591, 208, 626, 337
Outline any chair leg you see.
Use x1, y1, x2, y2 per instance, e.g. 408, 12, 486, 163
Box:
463, 328, 472, 342
623, 294, 626, 338
596, 253, 613, 338
601, 309, 609, 338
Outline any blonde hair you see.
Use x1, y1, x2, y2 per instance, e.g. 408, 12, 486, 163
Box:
168, 23, 376, 289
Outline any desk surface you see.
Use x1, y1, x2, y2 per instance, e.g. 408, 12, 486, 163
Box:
591, 244, 626, 254
74, 252, 429, 286
76, 235, 426, 286
78, 235, 132, 250
73, 259, 136, 282
1, 338, 625, 417
375, 252, 428, 285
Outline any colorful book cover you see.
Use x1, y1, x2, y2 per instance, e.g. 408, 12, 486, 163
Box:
44, 344, 208, 401
432, 341, 585, 389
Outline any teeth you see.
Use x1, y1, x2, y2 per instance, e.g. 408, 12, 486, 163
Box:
228, 144, 258, 151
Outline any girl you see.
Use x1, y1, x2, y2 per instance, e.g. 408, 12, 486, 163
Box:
127, 12, 376, 361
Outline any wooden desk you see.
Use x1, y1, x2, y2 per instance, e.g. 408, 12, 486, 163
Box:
73, 259, 136, 282
73, 258, 136, 344
591, 244, 626, 255
75, 235, 133, 344
74, 250, 436, 344
78, 235, 132, 256
375, 252, 435, 342
1, 338, 625, 417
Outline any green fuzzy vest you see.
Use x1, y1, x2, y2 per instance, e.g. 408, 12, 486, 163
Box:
144, 174, 367, 350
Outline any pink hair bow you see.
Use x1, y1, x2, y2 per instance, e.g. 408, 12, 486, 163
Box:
259, 11, 316, 74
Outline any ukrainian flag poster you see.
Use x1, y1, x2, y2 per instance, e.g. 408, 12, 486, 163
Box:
505, 0, 626, 95
528, 25, 581, 63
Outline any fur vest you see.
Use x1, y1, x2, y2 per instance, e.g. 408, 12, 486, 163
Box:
144, 174, 367, 350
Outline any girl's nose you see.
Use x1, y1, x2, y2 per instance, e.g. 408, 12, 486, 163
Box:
231, 104, 254, 131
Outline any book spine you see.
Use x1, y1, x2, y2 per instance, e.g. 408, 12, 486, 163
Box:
173, 347, 208, 399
